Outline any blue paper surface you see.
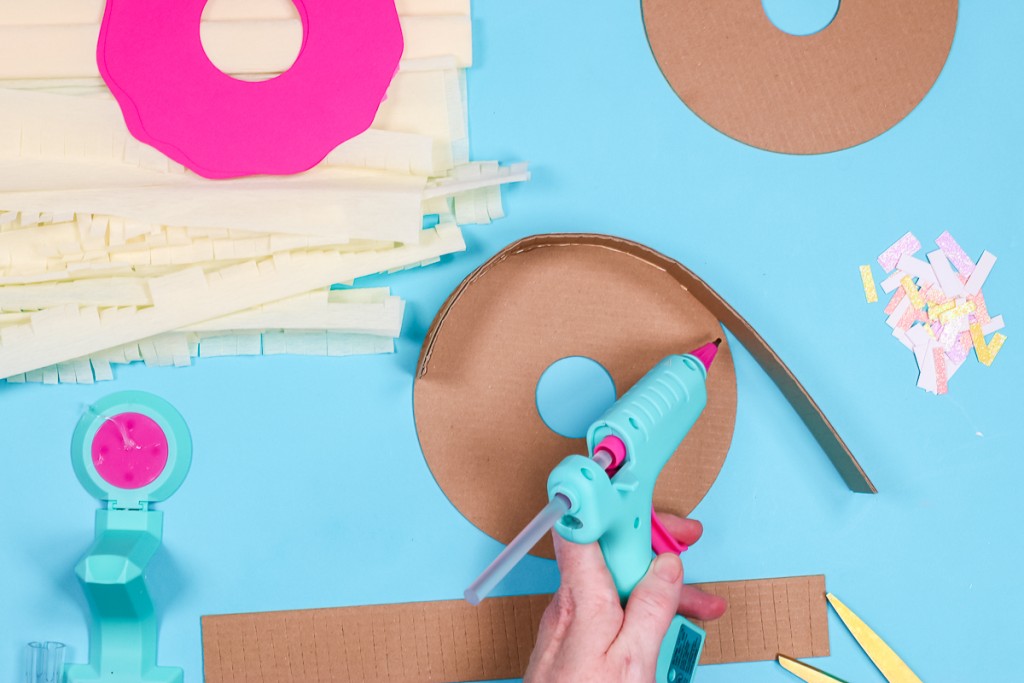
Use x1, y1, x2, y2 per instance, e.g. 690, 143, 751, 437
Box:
1, 1, 1022, 681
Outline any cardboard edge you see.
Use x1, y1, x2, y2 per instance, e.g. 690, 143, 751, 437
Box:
417, 233, 875, 493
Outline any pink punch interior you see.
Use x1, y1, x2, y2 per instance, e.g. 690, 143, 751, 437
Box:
91, 412, 169, 490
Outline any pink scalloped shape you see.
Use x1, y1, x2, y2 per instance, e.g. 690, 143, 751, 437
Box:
98, 0, 403, 179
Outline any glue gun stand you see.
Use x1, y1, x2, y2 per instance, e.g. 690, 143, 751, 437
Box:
66, 510, 181, 683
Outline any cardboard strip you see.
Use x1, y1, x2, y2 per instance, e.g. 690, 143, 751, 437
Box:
641, 0, 957, 154
201, 575, 828, 682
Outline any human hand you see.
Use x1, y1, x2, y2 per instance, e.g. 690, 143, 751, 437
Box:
524, 515, 727, 683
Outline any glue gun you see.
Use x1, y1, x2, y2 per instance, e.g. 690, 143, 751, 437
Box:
465, 339, 721, 683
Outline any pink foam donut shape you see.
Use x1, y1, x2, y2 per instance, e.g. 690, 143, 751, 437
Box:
98, 0, 404, 179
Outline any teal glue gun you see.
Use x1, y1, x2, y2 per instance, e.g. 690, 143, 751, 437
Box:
465, 340, 721, 683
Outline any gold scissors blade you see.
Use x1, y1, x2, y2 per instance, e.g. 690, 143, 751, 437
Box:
826, 593, 923, 683
778, 654, 849, 683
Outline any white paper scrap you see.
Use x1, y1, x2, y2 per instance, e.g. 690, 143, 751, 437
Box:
927, 250, 966, 297
964, 251, 996, 296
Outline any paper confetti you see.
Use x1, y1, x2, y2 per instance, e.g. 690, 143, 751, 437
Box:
863, 231, 1006, 394
936, 231, 976, 277
859, 265, 878, 303
900, 276, 924, 310
970, 322, 1006, 367
883, 287, 907, 315
878, 232, 922, 272
933, 348, 948, 395
879, 270, 906, 294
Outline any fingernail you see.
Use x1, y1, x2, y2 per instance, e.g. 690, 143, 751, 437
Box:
653, 554, 682, 582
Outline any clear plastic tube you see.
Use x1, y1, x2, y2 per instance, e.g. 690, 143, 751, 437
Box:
592, 448, 613, 470
25, 642, 65, 683
464, 493, 571, 605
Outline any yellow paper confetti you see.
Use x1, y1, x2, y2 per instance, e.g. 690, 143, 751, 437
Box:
939, 300, 975, 325
860, 265, 878, 303
970, 322, 1006, 366
899, 275, 924, 310
928, 300, 955, 321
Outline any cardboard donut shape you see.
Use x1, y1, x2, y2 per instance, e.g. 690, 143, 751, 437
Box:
642, 0, 958, 154
415, 236, 738, 559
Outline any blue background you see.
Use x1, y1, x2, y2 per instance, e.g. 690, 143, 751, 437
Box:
2, 1, 1021, 680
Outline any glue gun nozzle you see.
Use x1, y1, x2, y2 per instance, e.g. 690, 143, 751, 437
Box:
688, 339, 721, 372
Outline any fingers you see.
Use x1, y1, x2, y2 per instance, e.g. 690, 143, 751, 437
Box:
655, 513, 705, 547
552, 532, 618, 598
613, 554, 684, 673
652, 514, 727, 619
678, 584, 728, 621
551, 533, 622, 647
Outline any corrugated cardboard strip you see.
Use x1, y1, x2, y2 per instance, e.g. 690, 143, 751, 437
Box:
415, 234, 873, 563
641, 0, 957, 154
202, 575, 828, 682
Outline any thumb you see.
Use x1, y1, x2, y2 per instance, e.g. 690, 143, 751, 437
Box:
613, 554, 684, 667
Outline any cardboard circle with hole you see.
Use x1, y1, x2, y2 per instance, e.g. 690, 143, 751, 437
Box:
641, 0, 958, 154
97, 0, 403, 178
414, 236, 738, 559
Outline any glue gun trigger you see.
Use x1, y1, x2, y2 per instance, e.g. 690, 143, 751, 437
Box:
651, 509, 688, 555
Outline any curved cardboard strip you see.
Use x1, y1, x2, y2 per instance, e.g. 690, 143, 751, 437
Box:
642, 0, 958, 154
415, 234, 874, 559
415, 236, 739, 559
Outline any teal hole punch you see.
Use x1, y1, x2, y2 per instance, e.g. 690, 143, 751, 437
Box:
66, 391, 192, 683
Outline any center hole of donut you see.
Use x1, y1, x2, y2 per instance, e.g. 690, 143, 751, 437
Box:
536, 357, 617, 439
200, 0, 304, 82
761, 0, 840, 36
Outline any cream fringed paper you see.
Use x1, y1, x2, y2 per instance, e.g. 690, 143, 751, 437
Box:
0, 2, 529, 383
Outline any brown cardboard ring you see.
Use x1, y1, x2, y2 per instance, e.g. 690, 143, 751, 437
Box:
642, 0, 958, 154
415, 233, 875, 561
414, 236, 739, 559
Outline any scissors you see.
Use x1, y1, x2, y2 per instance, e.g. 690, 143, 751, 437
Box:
778, 593, 923, 683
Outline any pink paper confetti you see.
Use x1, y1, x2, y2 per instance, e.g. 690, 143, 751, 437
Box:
936, 231, 976, 277
969, 291, 991, 326
934, 348, 949, 394
897, 305, 917, 331
925, 286, 949, 306
946, 340, 970, 365
884, 287, 907, 315
878, 232, 922, 272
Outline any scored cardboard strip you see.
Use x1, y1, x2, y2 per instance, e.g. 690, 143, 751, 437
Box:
201, 575, 828, 682
641, 0, 957, 153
